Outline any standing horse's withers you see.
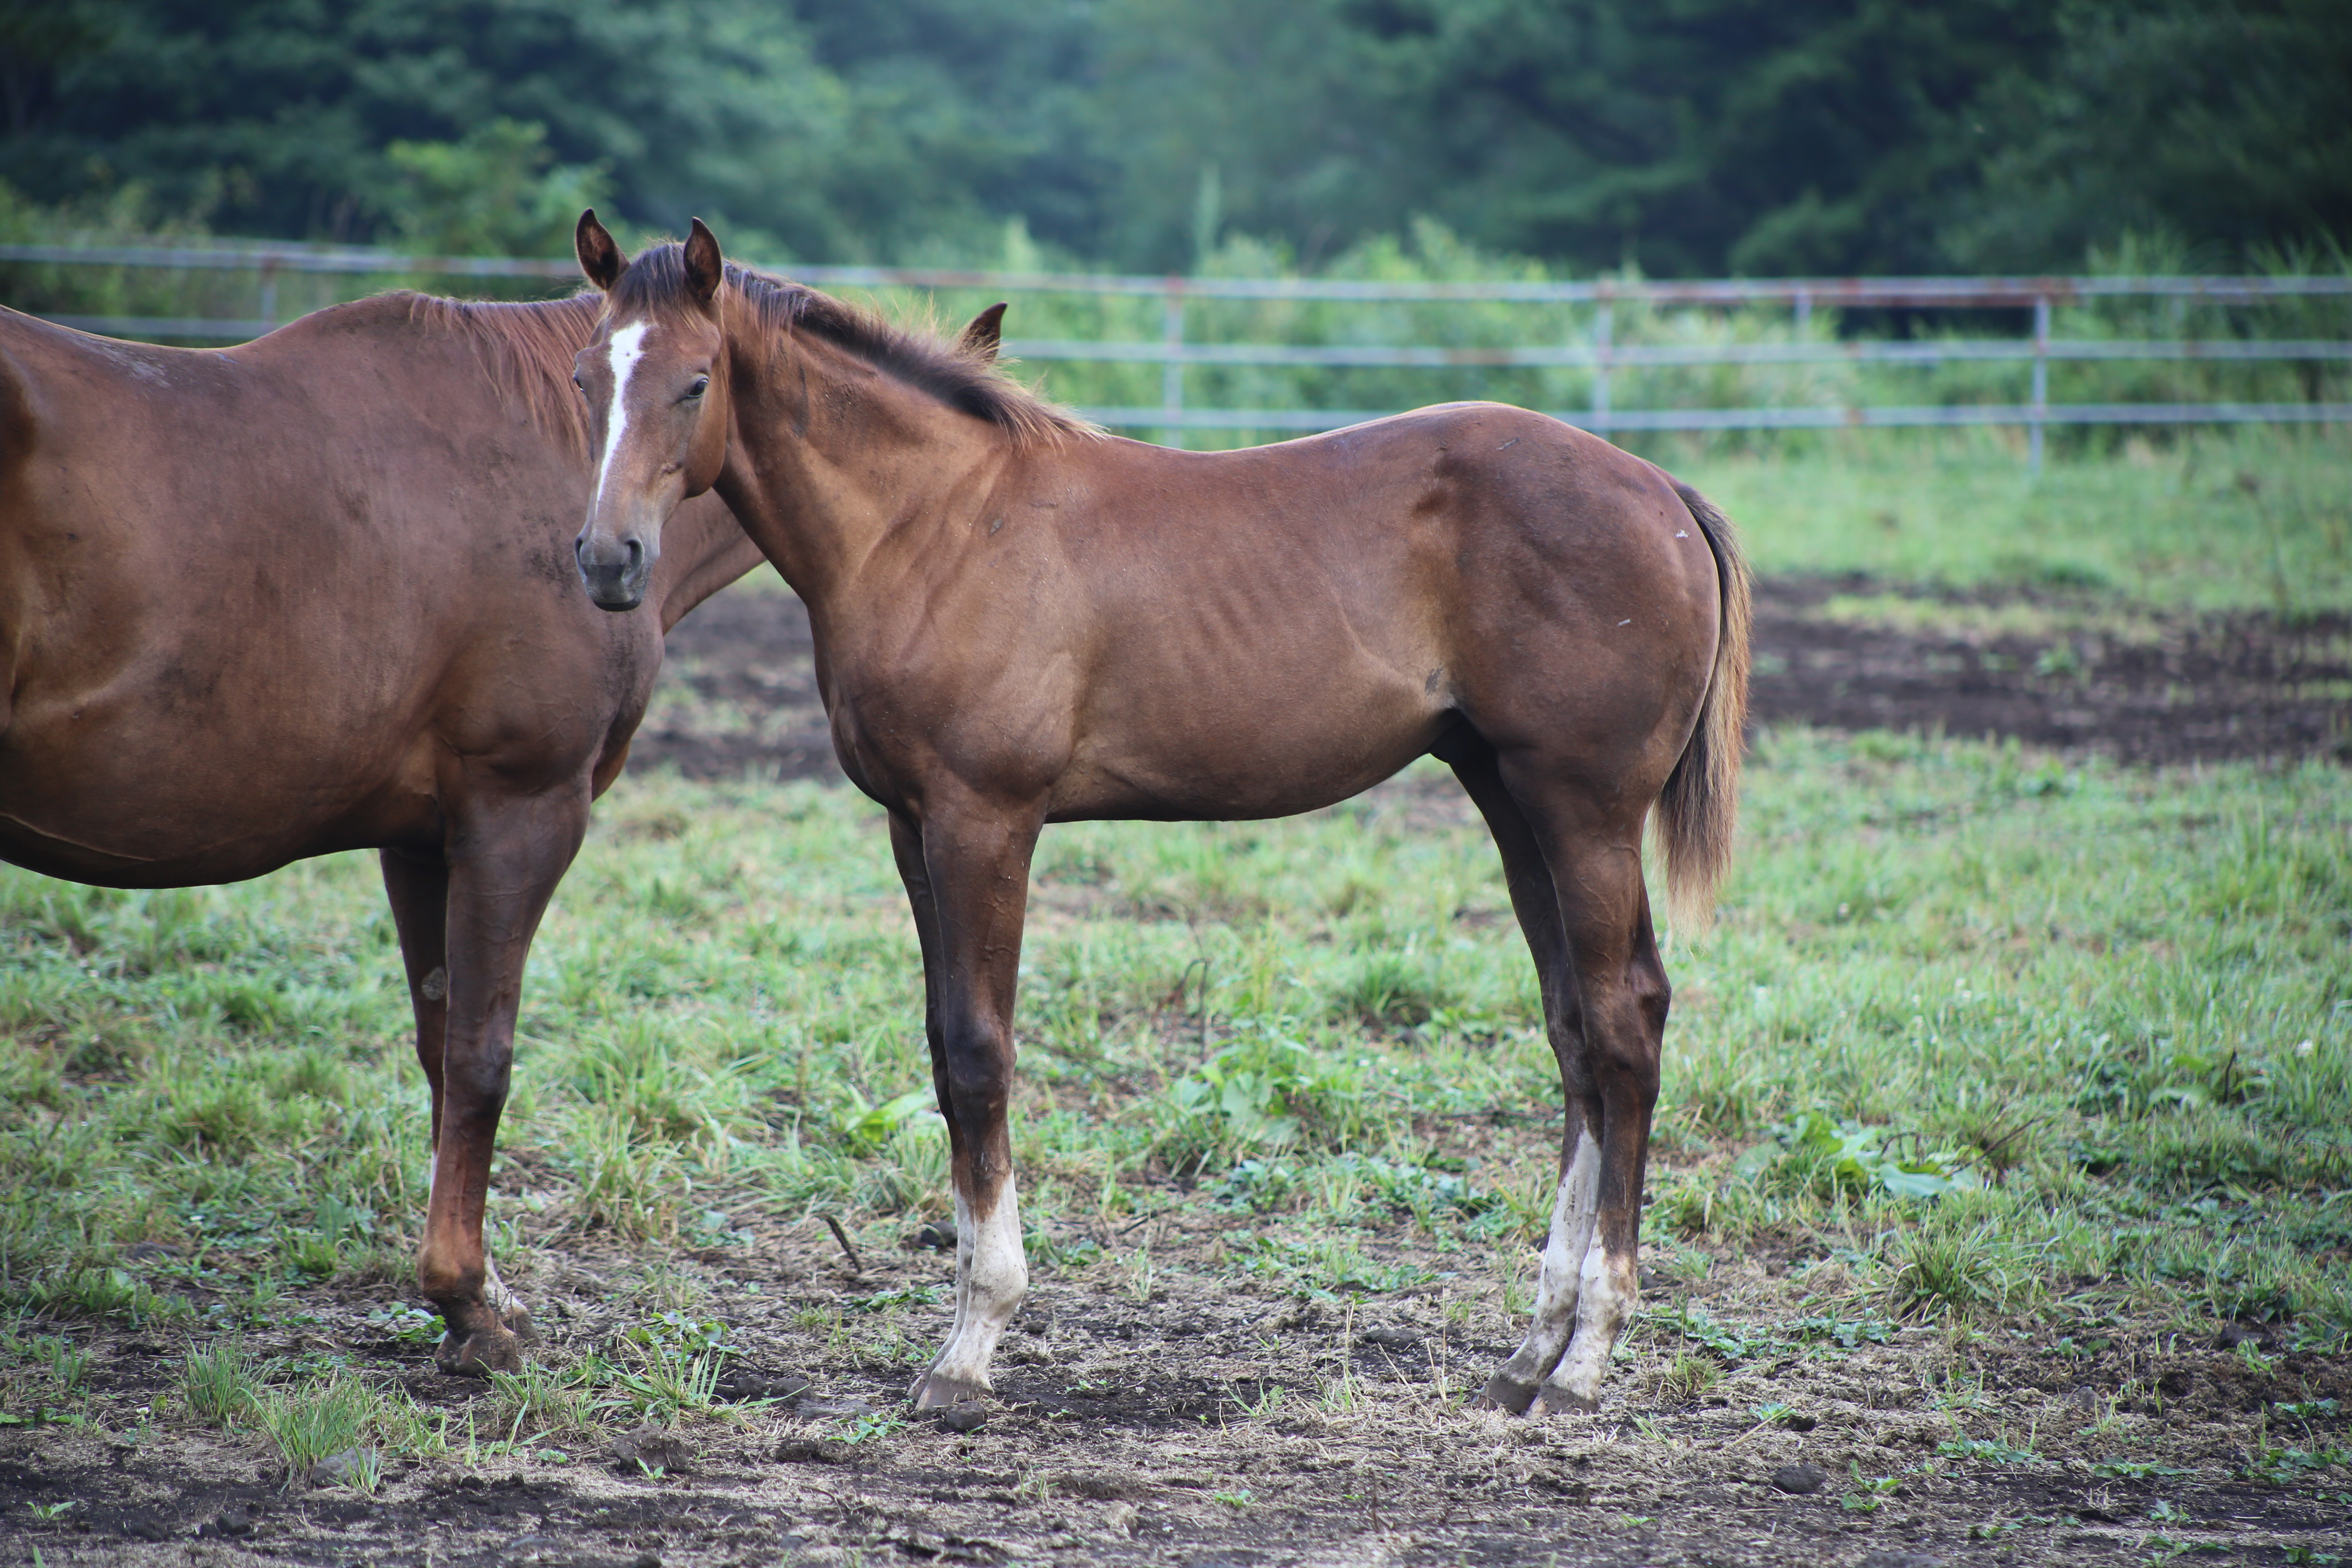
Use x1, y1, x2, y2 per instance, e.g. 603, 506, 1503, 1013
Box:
0, 293, 762, 1374
568, 212, 1749, 1415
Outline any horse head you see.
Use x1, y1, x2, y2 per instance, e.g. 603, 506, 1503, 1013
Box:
570, 209, 733, 611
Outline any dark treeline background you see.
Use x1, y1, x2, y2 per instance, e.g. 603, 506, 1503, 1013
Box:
2, 0, 2345, 275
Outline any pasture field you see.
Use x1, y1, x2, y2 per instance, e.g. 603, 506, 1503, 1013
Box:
1, 435, 2350, 1566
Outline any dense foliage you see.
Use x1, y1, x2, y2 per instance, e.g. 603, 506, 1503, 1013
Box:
0, 0, 2346, 272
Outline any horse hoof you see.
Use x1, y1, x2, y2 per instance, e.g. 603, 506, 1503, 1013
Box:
1532, 1383, 1601, 1417
1473, 1374, 1540, 1416
435, 1324, 525, 1376
913, 1372, 989, 1412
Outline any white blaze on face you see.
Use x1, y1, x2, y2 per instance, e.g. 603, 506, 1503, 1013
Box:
592, 321, 654, 511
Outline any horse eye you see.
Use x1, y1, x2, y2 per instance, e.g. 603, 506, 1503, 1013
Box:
685, 376, 710, 401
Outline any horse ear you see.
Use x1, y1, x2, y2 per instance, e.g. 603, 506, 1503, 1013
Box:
576, 209, 625, 292
684, 218, 724, 307
960, 302, 1008, 362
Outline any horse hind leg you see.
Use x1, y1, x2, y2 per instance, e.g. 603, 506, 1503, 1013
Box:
1440, 731, 1605, 1414
1501, 773, 1669, 1417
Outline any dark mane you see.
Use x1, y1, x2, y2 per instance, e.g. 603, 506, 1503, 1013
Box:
611, 243, 1096, 447
399, 292, 603, 457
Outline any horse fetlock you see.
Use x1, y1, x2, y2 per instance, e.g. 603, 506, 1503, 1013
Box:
414, 1254, 484, 1307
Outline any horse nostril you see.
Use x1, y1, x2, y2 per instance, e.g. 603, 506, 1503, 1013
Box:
624, 539, 644, 572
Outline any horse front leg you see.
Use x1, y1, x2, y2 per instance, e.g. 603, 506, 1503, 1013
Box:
412, 790, 589, 1375
894, 795, 1043, 1413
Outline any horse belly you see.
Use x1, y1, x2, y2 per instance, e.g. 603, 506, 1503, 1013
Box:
1053, 664, 1446, 823
0, 671, 429, 886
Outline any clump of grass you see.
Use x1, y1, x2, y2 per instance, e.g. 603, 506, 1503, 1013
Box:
252, 1370, 378, 1481
563, 1103, 682, 1240
486, 1364, 591, 1443
1330, 948, 1457, 1028
1662, 1350, 1725, 1403
179, 1339, 261, 1426
1889, 1225, 2005, 1320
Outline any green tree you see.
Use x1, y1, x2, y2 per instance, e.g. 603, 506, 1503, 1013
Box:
1942, 0, 2352, 270
384, 118, 606, 258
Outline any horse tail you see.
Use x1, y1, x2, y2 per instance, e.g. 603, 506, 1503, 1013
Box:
1655, 480, 1751, 935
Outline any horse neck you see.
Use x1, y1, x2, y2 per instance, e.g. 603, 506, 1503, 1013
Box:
717, 328, 1007, 610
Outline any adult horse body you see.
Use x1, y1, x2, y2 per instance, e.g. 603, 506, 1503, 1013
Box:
572, 217, 1751, 1416
0, 292, 760, 1372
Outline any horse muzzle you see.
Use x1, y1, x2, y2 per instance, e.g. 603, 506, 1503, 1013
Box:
575, 532, 650, 612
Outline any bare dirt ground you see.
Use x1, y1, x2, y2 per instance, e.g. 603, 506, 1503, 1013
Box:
5, 1207, 2348, 1568
4, 576, 2346, 1566
629, 574, 2352, 782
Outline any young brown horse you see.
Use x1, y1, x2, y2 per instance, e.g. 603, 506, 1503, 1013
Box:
0, 290, 762, 1373
571, 214, 1751, 1416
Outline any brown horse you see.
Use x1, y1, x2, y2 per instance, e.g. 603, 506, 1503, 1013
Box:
570, 214, 1751, 1416
0, 288, 763, 1373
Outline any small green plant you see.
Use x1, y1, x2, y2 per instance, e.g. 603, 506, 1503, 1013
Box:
2093, 1459, 2195, 1480
1125, 1245, 1158, 1304
1733, 1113, 1981, 1201
1229, 1381, 1285, 1419
1211, 1487, 1254, 1508
1939, 1434, 2041, 1465
840, 1410, 906, 1444
1842, 1464, 1902, 1512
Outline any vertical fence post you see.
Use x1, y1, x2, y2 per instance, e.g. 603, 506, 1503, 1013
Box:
258, 257, 279, 331
1162, 278, 1186, 449
1591, 301, 1613, 434
1794, 289, 1812, 335
2029, 294, 2050, 475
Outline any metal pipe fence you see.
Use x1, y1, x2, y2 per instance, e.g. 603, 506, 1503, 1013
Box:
6, 240, 2348, 469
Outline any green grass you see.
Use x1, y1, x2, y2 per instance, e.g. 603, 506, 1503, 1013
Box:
1678, 425, 2352, 613
0, 726, 2342, 1372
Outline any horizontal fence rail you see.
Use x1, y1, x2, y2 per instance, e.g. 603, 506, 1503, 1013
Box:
6, 240, 2348, 468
